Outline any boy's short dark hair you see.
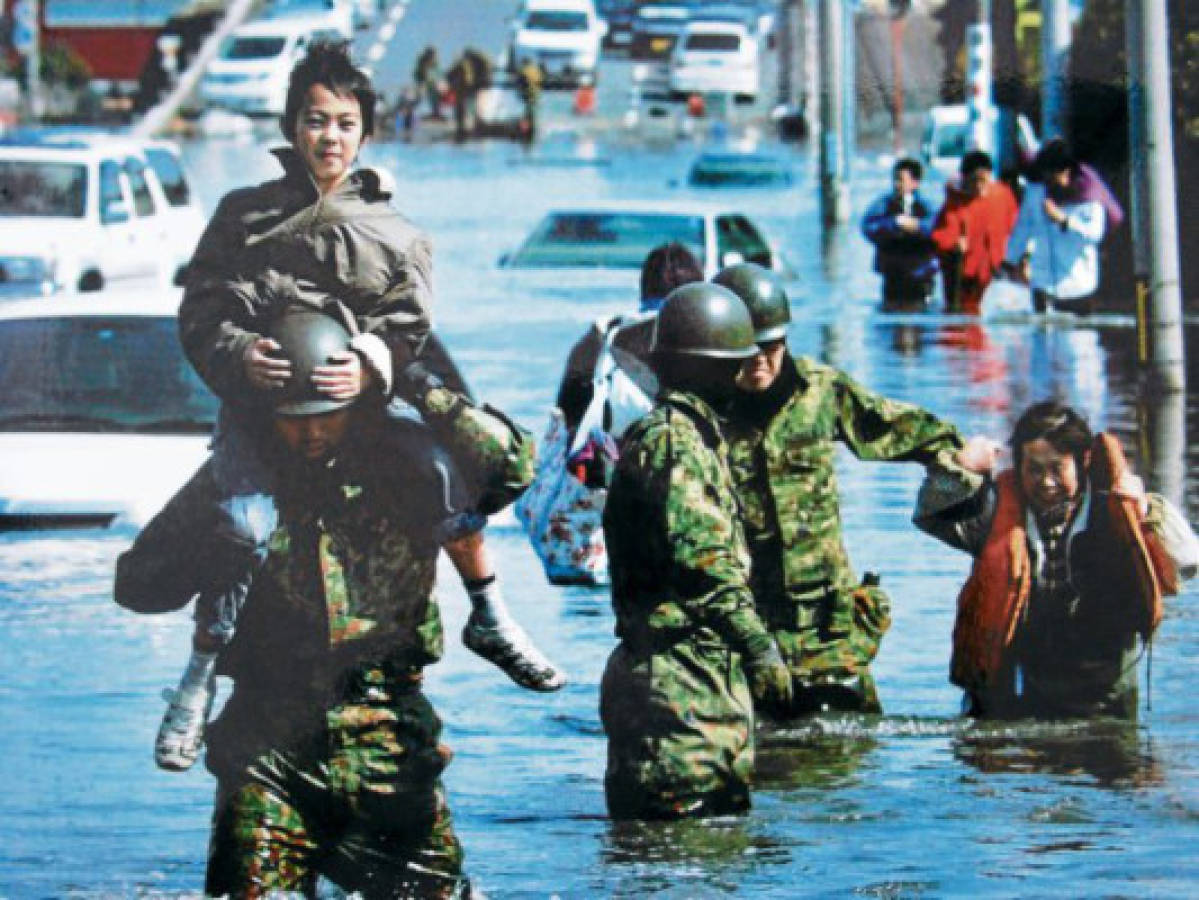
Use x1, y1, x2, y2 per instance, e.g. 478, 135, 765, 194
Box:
640, 242, 704, 305
281, 40, 377, 141
894, 157, 923, 181
959, 150, 994, 177
1010, 400, 1093, 475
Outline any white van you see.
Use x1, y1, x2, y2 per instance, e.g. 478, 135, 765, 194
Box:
0, 135, 183, 296
200, 19, 341, 117
511, 0, 607, 87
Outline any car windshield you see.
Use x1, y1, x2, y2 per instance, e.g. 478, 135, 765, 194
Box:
525, 11, 588, 30
269, 0, 332, 11
684, 32, 741, 51
0, 316, 217, 433
688, 154, 792, 187
508, 212, 706, 268
144, 148, 192, 208
224, 36, 288, 60
636, 6, 688, 23
0, 161, 87, 217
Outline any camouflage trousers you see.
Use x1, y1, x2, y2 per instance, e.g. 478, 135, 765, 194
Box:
600, 638, 755, 820
767, 581, 892, 716
205, 682, 466, 898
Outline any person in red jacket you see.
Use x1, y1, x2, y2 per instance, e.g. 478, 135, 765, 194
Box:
931, 150, 1019, 313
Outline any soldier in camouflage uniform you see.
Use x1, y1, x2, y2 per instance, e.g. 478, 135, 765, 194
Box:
716, 263, 968, 715
115, 307, 536, 895
600, 283, 792, 820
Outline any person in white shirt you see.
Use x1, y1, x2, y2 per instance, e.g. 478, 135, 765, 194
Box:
1005, 139, 1107, 315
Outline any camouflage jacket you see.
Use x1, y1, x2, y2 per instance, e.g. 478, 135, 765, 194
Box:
603, 390, 774, 662
205, 387, 534, 766
726, 354, 964, 602
179, 147, 433, 405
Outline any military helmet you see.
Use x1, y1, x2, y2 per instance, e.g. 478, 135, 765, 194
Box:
713, 262, 791, 342
651, 282, 758, 360
269, 306, 354, 417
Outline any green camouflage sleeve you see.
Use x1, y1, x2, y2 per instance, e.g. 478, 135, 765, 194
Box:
656, 418, 774, 660
414, 386, 537, 514
833, 371, 964, 469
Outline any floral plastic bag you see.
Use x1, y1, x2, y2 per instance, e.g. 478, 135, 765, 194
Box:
515, 409, 610, 585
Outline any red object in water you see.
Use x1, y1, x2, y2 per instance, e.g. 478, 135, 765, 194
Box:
573, 84, 596, 116
686, 93, 705, 117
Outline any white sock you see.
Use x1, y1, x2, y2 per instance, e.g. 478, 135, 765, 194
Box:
177, 649, 218, 699
465, 576, 511, 629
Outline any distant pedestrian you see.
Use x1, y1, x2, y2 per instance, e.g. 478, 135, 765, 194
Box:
931, 150, 1019, 314
1004, 139, 1109, 315
447, 48, 491, 141
915, 401, 1198, 719
414, 45, 443, 119
516, 58, 542, 144
861, 157, 939, 309
395, 83, 419, 140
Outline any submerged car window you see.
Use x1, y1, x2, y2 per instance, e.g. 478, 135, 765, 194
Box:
124, 157, 156, 217
0, 161, 87, 217
688, 155, 792, 187
936, 123, 969, 158
99, 161, 128, 224
224, 36, 288, 59
144, 148, 191, 207
525, 11, 589, 30
509, 212, 706, 268
684, 33, 740, 51
0, 317, 217, 433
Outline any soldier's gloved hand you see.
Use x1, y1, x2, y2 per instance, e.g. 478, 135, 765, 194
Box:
745, 644, 793, 717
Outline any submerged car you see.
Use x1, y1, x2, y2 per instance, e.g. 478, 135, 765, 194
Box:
0, 292, 217, 531
499, 202, 786, 278
684, 149, 795, 188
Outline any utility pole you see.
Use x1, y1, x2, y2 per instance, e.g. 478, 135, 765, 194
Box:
1040, 0, 1071, 139
12, 0, 41, 120
819, 0, 849, 226
965, 0, 994, 154
803, 0, 819, 143
1126, 0, 1185, 392
888, 0, 911, 154
840, 0, 856, 182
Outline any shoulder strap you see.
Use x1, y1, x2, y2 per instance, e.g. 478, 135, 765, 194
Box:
659, 395, 723, 453
591, 313, 624, 383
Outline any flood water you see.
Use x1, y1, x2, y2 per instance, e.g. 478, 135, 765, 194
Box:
2, 132, 1197, 897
